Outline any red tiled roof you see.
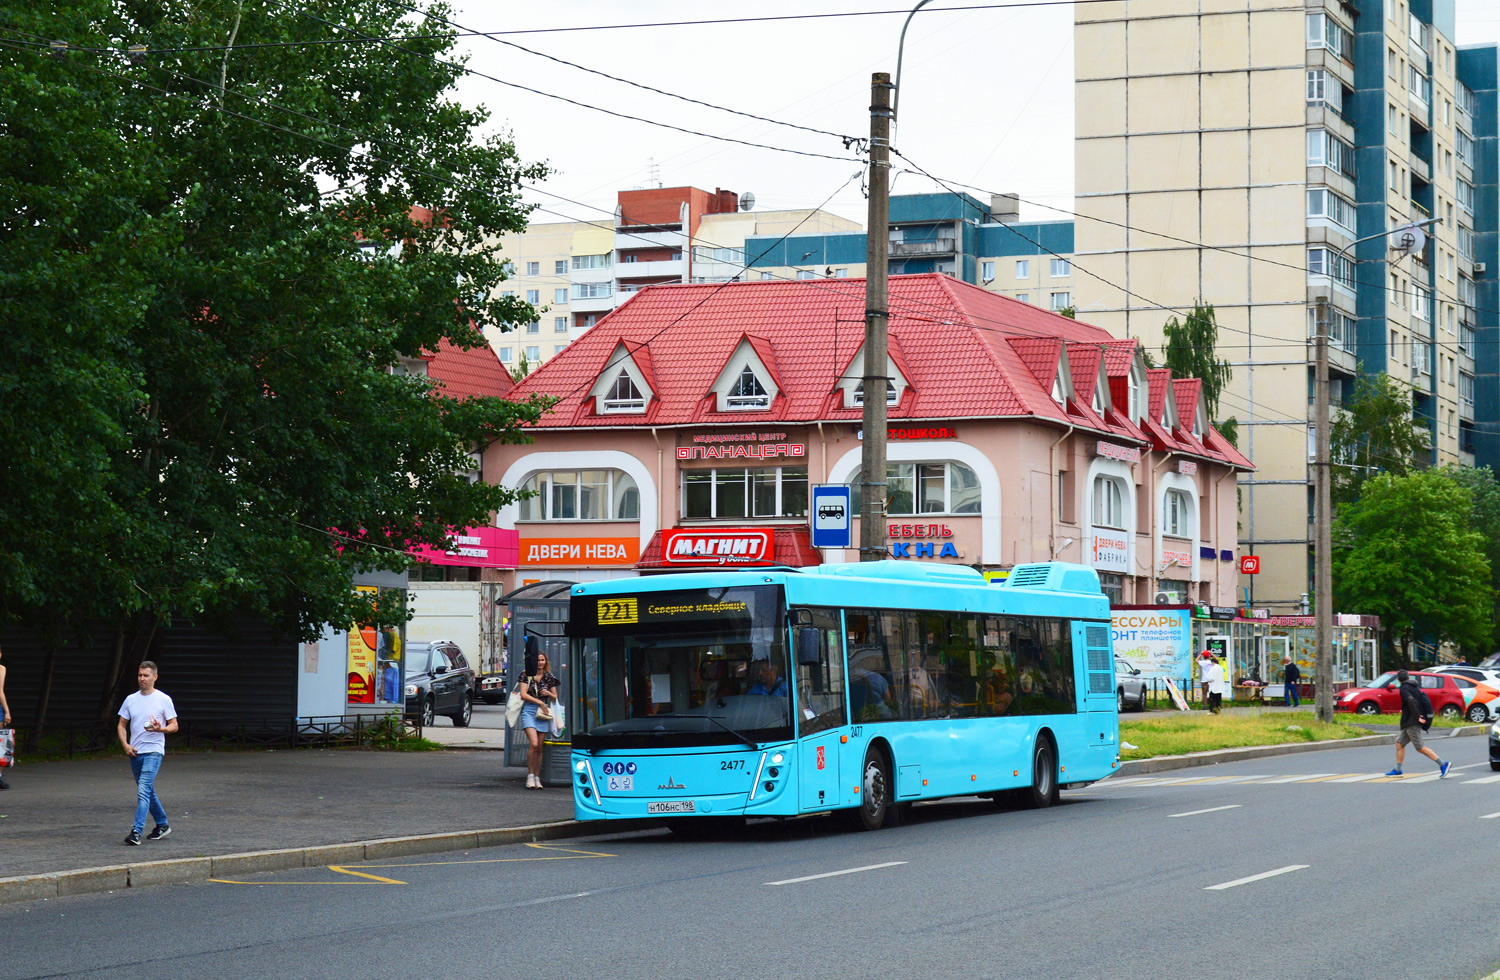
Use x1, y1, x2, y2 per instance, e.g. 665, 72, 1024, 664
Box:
508, 274, 1248, 466
426, 338, 514, 399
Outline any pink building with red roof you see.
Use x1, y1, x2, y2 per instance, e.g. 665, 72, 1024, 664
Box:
484, 274, 1252, 605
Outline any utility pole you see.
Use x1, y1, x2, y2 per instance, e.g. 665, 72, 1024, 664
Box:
859, 72, 893, 562
1313, 292, 1334, 723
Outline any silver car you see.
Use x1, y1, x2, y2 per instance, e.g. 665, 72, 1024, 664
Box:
1115, 657, 1149, 712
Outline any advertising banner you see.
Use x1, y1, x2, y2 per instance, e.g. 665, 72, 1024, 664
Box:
520, 536, 639, 566
660, 528, 773, 566
1111, 608, 1192, 680
348, 585, 404, 706
410, 526, 518, 569
1090, 530, 1129, 573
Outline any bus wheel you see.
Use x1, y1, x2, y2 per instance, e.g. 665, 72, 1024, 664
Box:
856, 749, 891, 831
1024, 737, 1059, 809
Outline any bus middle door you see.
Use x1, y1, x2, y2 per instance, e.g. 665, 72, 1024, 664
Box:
793, 608, 846, 811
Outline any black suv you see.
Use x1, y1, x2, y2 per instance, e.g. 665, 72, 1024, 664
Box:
404, 641, 475, 727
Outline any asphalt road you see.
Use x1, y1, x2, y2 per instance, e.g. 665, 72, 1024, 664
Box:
6, 738, 1499, 980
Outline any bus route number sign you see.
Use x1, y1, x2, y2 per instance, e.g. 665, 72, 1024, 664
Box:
597, 598, 639, 624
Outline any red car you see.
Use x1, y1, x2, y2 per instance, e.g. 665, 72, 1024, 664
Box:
1336, 671, 1466, 719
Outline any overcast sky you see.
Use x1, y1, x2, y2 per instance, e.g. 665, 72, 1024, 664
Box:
444, 1, 1500, 236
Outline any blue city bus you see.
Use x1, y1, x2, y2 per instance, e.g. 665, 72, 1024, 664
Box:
567, 560, 1120, 831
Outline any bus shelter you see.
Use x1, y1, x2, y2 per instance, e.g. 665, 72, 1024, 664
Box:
502, 581, 575, 785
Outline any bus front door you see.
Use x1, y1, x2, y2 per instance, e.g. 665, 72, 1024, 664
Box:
794, 609, 847, 811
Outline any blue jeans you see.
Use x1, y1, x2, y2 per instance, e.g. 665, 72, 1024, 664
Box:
130, 752, 168, 834
1285, 684, 1300, 707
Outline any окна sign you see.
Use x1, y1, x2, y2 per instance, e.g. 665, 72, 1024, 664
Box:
661, 528, 773, 565
677, 432, 805, 461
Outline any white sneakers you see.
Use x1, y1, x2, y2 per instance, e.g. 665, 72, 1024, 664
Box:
526, 773, 544, 789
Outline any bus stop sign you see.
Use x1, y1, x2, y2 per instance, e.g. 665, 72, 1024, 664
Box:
811, 485, 852, 548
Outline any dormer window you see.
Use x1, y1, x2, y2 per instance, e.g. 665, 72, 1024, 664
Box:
1052, 374, 1066, 406
726, 365, 770, 410
852, 379, 898, 406
588, 341, 654, 415
1128, 362, 1146, 423
603, 372, 645, 412
1091, 385, 1103, 413
710, 336, 780, 413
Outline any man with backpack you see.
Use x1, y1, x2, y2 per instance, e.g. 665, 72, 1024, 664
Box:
1387, 670, 1450, 778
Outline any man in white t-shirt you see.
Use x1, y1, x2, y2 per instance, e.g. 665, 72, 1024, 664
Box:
117, 661, 178, 846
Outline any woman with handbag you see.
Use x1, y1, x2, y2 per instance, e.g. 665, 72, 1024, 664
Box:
515, 647, 559, 789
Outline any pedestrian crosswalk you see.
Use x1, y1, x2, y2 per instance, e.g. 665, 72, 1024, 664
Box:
1098, 769, 1500, 789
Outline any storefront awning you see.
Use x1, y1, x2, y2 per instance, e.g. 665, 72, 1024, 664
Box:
636, 526, 822, 570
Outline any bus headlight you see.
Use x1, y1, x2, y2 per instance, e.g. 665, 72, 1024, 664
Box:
575, 760, 587, 772
771, 753, 784, 764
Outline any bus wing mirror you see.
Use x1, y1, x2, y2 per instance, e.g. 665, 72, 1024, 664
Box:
797, 628, 822, 666
790, 607, 813, 628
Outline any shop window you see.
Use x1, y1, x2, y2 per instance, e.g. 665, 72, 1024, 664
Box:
849, 462, 981, 516
682, 466, 807, 520
518, 469, 639, 521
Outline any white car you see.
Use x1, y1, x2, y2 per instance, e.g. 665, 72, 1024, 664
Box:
1428, 665, 1500, 686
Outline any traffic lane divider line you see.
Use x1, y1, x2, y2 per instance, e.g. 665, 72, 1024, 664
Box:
1463, 775, 1500, 784
765, 861, 908, 886
1481, 811, 1500, 819
1204, 865, 1309, 891
1169, 805, 1242, 818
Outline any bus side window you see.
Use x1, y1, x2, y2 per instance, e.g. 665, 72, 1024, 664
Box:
941, 614, 983, 718
846, 609, 896, 722
795, 607, 845, 736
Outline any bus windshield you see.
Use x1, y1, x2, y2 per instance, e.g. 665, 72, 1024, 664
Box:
569, 585, 791, 749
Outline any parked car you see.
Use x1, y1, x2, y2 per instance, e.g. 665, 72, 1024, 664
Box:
404, 640, 475, 727
1115, 657, 1149, 712
1428, 665, 1500, 687
1479, 653, 1500, 670
1490, 719, 1500, 771
1334, 671, 1466, 719
477, 671, 508, 705
1448, 676, 1500, 724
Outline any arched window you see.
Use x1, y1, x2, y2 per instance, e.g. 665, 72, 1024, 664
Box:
850, 462, 981, 515
518, 470, 640, 521
1092, 476, 1125, 529
1163, 488, 1192, 537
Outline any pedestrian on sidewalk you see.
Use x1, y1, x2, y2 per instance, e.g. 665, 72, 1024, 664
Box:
117, 661, 179, 844
0, 643, 11, 790
1201, 653, 1227, 714
1282, 656, 1302, 707
1386, 670, 1449, 778
516, 642, 559, 790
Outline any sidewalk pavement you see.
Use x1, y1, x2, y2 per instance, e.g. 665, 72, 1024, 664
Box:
0, 748, 574, 880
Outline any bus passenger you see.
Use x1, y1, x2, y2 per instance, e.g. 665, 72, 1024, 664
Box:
850, 652, 896, 721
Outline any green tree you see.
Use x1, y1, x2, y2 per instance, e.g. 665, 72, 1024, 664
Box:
1161, 301, 1237, 446
0, 0, 552, 732
1329, 373, 1428, 505
1333, 470, 1493, 658
1441, 465, 1500, 652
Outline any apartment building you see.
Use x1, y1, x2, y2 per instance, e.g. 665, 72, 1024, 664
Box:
1073, 0, 1497, 612
486, 186, 859, 370
743, 191, 1076, 307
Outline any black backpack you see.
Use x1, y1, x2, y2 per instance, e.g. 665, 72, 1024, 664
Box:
1416, 688, 1434, 731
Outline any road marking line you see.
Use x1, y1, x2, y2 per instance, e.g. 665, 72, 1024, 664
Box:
1298, 773, 1364, 782
329, 866, 407, 884
1170, 804, 1242, 818
1463, 775, 1500, 784
357, 843, 617, 869
1204, 865, 1309, 891
1328, 773, 1385, 783
1481, 811, 1500, 820
1259, 774, 1336, 783
765, 861, 907, 886
1397, 772, 1442, 783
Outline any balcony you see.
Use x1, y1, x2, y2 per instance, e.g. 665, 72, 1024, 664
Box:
614, 258, 684, 280
889, 237, 957, 257
569, 293, 619, 314
1409, 151, 1430, 184
614, 230, 685, 251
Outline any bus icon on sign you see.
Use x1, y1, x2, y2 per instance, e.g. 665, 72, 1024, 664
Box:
810, 485, 852, 549
1239, 555, 1260, 574
817, 503, 845, 521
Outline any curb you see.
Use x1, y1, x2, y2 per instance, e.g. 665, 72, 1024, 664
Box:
1116, 725, 1487, 776
0, 818, 601, 908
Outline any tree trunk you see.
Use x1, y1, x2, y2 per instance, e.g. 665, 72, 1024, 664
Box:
95, 619, 126, 733
28, 642, 58, 753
